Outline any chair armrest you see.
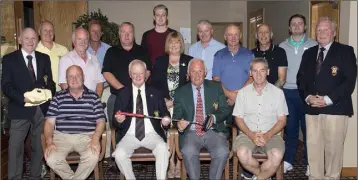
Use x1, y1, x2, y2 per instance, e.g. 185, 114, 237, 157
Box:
174, 129, 183, 160
232, 126, 238, 154
99, 132, 107, 161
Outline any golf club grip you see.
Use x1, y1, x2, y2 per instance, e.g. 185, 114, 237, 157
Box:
116, 111, 144, 118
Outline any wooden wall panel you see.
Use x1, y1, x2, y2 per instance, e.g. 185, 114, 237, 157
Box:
0, 2, 15, 43
310, 2, 340, 41
33, 1, 88, 50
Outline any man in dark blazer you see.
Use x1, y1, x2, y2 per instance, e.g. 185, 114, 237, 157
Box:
173, 59, 230, 180
112, 60, 171, 180
1, 27, 55, 180
297, 17, 357, 180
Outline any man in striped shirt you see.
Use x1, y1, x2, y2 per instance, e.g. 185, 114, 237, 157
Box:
43, 65, 106, 180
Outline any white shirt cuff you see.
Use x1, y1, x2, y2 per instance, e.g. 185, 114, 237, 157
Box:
324, 95, 333, 106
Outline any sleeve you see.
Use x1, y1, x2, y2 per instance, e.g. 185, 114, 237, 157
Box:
212, 52, 221, 78
46, 96, 59, 119
276, 90, 289, 117
140, 50, 152, 71
1, 55, 25, 104
102, 48, 113, 73
232, 88, 245, 118
327, 46, 358, 103
141, 31, 148, 52
58, 56, 71, 84
112, 91, 124, 129
278, 48, 288, 67
93, 95, 106, 121
172, 90, 184, 128
211, 83, 229, 124
296, 51, 310, 100
94, 58, 106, 83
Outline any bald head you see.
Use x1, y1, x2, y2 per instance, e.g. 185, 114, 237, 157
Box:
256, 23, 273, 46
224, 24, 241, 48
72, 28, 89, 53
66, 65, 84, 90
19, 28, 38, 54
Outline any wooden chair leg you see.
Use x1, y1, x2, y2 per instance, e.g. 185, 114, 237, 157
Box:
120, 173, 125, 180
99, 161, 104, 179
50, 169, 55, 180
94, 164, 99, 180
224, 159, 230, 180
276, 161, 284, 180
233, 156, 238, 180
180, 159, 187, 180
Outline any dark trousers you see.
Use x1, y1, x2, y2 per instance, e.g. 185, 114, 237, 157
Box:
283, 88, 308, 165
8, 107, 44, 180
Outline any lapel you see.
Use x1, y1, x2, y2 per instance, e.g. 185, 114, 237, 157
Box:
178, 55, 188, 84
145, 85, 153, 116
203, 80, 212, 114
321, 42, 337, 67
184, 83, 195, 122
127, 85, 134, 113
35, 51, 42, 82
17, 50, 34, 84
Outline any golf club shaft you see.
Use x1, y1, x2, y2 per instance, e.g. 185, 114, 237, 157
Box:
116, 111, 203, 126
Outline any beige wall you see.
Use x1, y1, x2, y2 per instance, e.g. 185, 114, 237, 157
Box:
88, 1, 191, 48
343, 0, 357, 168
190, 1, 247, 46
247, 1, 310, 45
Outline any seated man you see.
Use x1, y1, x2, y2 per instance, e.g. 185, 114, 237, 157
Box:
173, 59, 230, 180
233, 57, 288, 180
43, 65, 106, 179
112, 60, 171, 180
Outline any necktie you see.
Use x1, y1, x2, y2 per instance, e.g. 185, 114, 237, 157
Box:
316, 47, 326, 75
26, 55, 36, 81
135, 89, 145, 141
195, 87, 204, 136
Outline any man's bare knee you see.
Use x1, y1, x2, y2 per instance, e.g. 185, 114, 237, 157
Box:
268, 148, 283, 166
237, 146, 251, 163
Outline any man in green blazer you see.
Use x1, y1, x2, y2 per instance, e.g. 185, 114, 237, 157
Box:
173, 58, 230, 180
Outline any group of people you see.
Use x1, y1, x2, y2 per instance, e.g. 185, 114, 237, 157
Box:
1, 3, 356, 180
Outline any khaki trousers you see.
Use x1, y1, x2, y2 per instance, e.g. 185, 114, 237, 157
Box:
46, 132, 99, 180
306, 114, 348, 180
100, 86, 112, 158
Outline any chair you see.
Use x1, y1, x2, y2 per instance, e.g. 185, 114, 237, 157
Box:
232, 126, 284, 180
111, 127, 175, 180
174, 131, 231, 180
41, 132, 107, 180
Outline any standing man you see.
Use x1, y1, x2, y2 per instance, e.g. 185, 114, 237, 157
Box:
279, 14, 317, 174
189, 20, 225, 80
212, 24, 254, 124
36, 20, 69, 91
173, 59, 230, 180
44, 65, 106, 180
252, 24, 287, 88
112, 60, 171, 180
141, 4, 176, 64
2, 28, 55, 180
58, 28, 105, 97
87, 20, 111, 68
102, 22, 151, 130
297, 17, 357, 180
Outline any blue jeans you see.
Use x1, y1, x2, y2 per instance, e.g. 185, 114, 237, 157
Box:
283, 89, 307, 165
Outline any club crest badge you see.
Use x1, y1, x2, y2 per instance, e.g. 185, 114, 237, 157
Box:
213, 102, 218, 111
153, 110, 159, 117
331, 66, 338, 76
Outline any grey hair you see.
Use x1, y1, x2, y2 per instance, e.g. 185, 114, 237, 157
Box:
316, 16, 337, 30
72, 27, 89, 43
128, 60, 147, 74
38, 20, 54, 35
196, 20, 212, 30
187, 58, 207, 74
250, 57, 269, 70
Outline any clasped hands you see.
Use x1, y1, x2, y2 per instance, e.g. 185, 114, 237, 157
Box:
307, 95, 327, 108
248, 131, 270, 147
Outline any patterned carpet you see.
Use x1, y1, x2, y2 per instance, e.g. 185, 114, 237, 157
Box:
23, 142, 357, 180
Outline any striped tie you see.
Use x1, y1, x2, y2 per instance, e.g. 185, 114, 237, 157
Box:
26, 55, 36, 82
195, 87, 204, 136
135, 89, 145, 141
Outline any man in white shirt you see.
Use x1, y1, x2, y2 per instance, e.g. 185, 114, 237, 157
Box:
58, 28, 105, 97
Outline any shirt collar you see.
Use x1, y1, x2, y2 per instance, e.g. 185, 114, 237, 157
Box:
71, 50, 92, 61
38, 41, 58, 50
21, 49, 35, 58
200, 38, 215, 47
289, 34, 305, 47
191, 83, 204, 91
255, 43, 274, 52
319, 41, 333, 51
65, 86, 89, 97
132, 83, 146, 92
251, 82, 269, 94
88, 41, 104, 51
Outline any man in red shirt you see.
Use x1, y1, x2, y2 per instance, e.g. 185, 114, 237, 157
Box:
141, 4, 176, 65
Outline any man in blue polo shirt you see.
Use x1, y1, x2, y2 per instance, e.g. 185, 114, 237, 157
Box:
43, 65, 106, 180
213, 24, 254, 124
